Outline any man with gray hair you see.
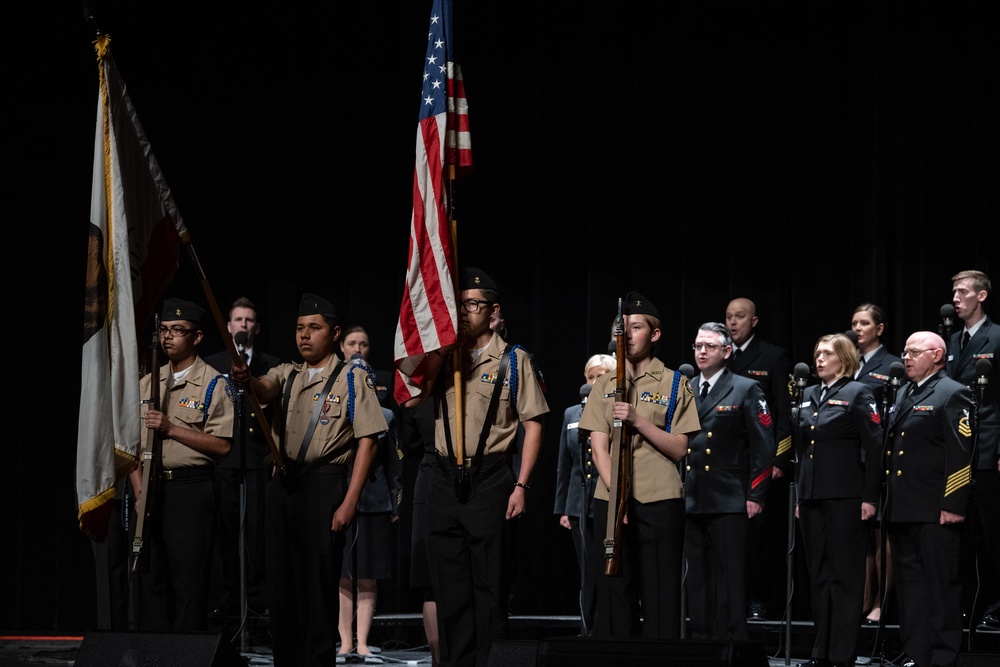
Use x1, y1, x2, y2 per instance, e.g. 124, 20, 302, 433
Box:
887, 331, 973, 667
684, 322, 776, 640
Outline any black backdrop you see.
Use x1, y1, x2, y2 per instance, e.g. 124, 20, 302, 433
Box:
3, 0, 997, 631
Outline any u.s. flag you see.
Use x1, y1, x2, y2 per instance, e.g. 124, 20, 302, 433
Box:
393, 0, 472, 405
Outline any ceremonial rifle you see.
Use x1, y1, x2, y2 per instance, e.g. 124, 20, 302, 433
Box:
130, 315, 162, 574
604, 298, 630, 576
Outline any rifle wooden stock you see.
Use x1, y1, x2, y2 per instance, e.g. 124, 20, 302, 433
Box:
604, 301, 631, 576
131, 316, 162, 574
183, 242, 284, 470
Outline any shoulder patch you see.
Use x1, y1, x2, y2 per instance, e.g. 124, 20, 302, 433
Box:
365, 373, 377, 391
684, 378, 694, 397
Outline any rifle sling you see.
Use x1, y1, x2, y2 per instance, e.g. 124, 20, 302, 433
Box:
442, 344, 512, 476
282, 361, 347, 465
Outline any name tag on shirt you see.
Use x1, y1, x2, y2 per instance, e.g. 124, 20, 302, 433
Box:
568, 422, 579, 430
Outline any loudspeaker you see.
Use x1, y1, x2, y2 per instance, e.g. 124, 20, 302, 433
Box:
75, 631, 246, 667
487, 637, 768, 667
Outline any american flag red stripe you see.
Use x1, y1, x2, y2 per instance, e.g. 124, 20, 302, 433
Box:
394, 0, 472, 404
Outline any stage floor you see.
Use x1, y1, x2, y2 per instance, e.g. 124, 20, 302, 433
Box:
2, 616, 996, 666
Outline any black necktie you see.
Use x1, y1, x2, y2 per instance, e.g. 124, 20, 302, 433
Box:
701, 381, 710, 399
961, 331, 971, 351
819, 386, 828, 403
730, 348, 742, 365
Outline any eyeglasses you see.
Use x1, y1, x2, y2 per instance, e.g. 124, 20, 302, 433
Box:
158, 326, 197, 338
692, 342, 724, 352
901, 348, 930, 358
460, 299, 492, 313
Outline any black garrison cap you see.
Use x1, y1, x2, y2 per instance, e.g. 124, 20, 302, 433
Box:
161, 298, 204, 324
459, 266, 498, 294
299, 293, 337, 319
623, 291, 659, 319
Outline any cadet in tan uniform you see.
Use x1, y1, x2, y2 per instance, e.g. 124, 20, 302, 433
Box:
579, 291, 700, 639
401, 267, 549, 667
231, 293, 385, 667
133, 298, 235, 631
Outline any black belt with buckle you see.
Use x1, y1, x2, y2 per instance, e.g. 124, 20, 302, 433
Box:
436, 452, 509, 477
161, 466, 214, 482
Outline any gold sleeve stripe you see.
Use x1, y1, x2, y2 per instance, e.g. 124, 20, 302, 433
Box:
944, 466, 971, 497
776, 436, 792, 457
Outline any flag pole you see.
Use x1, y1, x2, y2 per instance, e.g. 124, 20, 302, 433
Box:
182, 241, 285, 471
448, 165, 465, 468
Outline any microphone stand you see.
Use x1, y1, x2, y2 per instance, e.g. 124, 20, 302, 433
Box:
235, 382, 249, 653
784, 375, 807, 666
874, 379, 899, 666
966, 368, 987, 651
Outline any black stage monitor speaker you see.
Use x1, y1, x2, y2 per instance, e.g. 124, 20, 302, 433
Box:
488, 637, 768, 667
75, 631, 246, 667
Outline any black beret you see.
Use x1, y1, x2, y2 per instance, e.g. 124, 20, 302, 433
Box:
623, 291, 659, 319
459, 266, 498, 294
298, 293, 337, 319
161, 298, 204, 324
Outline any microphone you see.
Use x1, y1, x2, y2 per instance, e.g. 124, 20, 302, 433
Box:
677, 363, 695, 379
940, 303, 956, 328
976, 358, 993, 386
349, 352, 370, 370
607, 339, 617, 356
580, 383, 593, 403
843, 329, 859, 346
234, 331, 249, 359
794, 363, 811, 390
889, 361, 905, 387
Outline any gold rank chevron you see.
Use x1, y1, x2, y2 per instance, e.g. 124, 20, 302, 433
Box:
944, 465, 971, 497
776, 436, 792, 458
958, 416, 972, 438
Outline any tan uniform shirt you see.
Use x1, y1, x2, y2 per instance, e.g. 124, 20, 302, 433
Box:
266, 356, 387, 465
579, 357, 700, 503
435, 333, 549, 457
139, 356, 235, 469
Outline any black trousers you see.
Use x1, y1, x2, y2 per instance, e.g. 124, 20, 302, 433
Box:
798, 497, 867, 663
568, 514, 598, 633
889, 520, 963, 667
137, 474, 218, 631
266, 467, 347, 667
593, 496, 685, 640
684, 512, 750, 640
427, 460, 513, 667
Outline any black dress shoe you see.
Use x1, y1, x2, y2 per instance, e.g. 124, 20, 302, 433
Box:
747, 602, 769, 621
978, 612, 1000, 630
799, 659, 830, 667
211, 602, 237, 616
899, 657, 917, 667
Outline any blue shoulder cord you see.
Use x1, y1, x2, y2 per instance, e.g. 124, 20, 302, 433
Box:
663, 370, 682, 433
347, 358, 375, 424
507, 344, 524, 404
204, 374, 238, 423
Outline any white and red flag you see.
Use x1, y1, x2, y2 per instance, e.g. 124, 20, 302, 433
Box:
77, 35, 188, 541
393, 0, 473, 404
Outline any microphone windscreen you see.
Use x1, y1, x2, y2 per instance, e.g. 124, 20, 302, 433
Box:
889, 361, 905, 379
794, 362, 811, 380
580, 383, 593, 400
976, 358, 993, 377
234, 331, 249, 346
677, 363, 695, 378
843, 329, 859, 346
607, 339, 617, 356
350, 352, 364, 361
940, 303, 956, 320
